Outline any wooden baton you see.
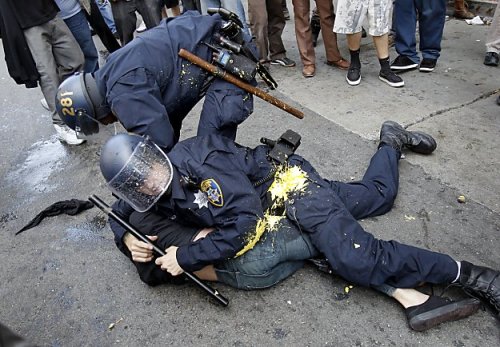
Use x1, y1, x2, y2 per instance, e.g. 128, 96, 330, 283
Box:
178, 48, 304, 120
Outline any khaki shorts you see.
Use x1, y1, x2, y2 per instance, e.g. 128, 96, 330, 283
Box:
333, 0, 392, 36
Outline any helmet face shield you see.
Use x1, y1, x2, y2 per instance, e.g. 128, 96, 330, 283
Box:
107, 138, 173, 212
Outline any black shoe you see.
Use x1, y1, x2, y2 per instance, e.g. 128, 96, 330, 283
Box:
459, 261, 500, 319
379, 121, 437, 154
484, 52, 499, 66
419, 58, 437, 72
390, 55, 418, 71
406, 296, 481, 332
379, 69, 404, 88
271, 57, 296, 67
346, 65, 361, 86
497, 95, 500, 106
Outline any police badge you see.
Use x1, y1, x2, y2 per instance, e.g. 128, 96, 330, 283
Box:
200, 179, 224, 207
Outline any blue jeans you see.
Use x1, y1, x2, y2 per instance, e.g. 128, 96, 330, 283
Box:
64, 10, 99, 73
97, 0, 117, 34
215, 218, 319, 289
393, 0, 447, 63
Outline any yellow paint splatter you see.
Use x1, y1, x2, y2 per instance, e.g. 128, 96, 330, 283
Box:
268, 165, 309, 209
236, 165, 309, 257
235, 214, 285, 257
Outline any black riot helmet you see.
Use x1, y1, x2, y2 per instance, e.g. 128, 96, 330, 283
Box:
55, 73, 111, 135
100, 133, 173, 212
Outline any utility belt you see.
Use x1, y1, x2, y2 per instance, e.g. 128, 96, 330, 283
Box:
253, 129, 302, 187
205, 7, 278, 89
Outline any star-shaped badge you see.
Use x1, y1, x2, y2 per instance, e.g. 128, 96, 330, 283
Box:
193, 190, 209, 209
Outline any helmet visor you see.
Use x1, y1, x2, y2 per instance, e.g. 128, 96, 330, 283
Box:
107, 138, 173, 212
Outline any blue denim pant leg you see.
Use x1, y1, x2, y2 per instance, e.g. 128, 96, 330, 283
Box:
393, 0, 419, 63
215, 219, 319, 290
64, 11, 99, 73
417, 0, 446, 60
97, 0, 117, 34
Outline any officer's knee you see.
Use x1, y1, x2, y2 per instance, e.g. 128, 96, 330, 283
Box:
374, 182, 398, 214
137, 270, 161, 287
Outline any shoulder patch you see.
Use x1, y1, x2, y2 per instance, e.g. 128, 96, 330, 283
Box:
200, 179, 224, 207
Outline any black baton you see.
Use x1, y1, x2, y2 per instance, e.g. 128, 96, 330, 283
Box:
88, 194, 229, 307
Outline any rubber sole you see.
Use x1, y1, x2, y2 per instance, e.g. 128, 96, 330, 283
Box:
346, 74, 361, 86
379, 75, 404, 88
390, 64, 418, 71
408, 298, 481, 332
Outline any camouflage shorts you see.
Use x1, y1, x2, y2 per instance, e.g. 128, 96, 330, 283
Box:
333, 0, 392, 36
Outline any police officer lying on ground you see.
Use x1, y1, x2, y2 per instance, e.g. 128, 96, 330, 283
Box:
99, 121, 499, 331
54, 10, 257, 151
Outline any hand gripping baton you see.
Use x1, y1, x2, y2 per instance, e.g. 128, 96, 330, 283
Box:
178, 48, 304, 119
89, 194, 229, 307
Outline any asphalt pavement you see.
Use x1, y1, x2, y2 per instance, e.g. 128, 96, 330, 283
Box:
0, 3, 499, 346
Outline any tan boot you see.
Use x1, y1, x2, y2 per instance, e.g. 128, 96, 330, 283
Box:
454, 0, 474, 19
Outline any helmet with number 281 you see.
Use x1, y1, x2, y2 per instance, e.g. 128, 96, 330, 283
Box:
55, 73, 110, 135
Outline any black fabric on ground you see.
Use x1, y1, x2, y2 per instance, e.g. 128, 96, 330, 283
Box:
16, 199, 94, 234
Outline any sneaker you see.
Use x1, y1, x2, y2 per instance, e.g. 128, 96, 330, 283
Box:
419, 58, 437, 72
136, 21, 147, 33
379, 69, 404, 88
346, 66, 361, 86
406, 296, 481, 332
390, 55, 418, 71
283, 8, 290, 20
53, 124, 86, 145
40, 98, 50, 111
271, 57, 296, 67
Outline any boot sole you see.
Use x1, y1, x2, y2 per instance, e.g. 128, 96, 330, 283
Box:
408, 298, 480, 332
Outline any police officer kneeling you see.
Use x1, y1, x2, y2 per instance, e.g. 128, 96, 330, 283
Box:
55, 10, 257, 151
98, 122, 499, 332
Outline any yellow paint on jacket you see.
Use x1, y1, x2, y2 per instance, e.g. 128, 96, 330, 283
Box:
235, 165, 309, 257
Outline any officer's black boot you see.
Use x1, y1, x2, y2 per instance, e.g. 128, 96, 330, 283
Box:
379, 121, 437, 154
458, 261, 500, 320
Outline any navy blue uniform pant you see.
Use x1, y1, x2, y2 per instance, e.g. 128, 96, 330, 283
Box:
286, 145, 458, 288
198, 79, 254, 142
